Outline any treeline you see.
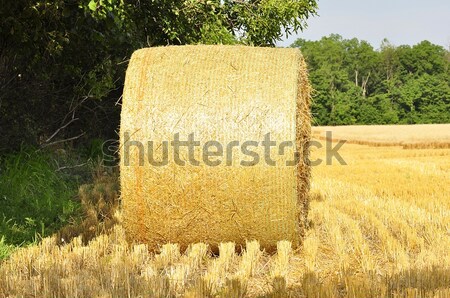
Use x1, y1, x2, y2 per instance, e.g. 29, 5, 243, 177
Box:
292, 35, 450, 125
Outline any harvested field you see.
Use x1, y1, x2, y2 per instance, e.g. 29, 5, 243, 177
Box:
312, 124, 450, 149
1, 125, 450, 297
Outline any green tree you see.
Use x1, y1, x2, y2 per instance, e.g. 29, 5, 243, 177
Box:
293, 35, 377, 125
292, 35, 449, 125
0, 0, 318, 152
342, 38, 379, 97
359, 94, 399, 124
398, 75, 450, 123
292, 35, 348, 124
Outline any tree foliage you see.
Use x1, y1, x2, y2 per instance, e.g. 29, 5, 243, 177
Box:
0, 0, 318, 152
292, 35, 450, 125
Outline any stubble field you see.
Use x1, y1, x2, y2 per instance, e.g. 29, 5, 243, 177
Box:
1, 124, 450, 297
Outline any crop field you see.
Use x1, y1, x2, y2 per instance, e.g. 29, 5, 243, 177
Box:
1, 124, 450, 298
312, 124, 450, 149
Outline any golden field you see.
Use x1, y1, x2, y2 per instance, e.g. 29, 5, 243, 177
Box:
312, 124, 450, 149
1, 124, 450, 298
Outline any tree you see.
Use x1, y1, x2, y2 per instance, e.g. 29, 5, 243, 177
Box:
358, 94, 398, 124
398, 75, 450, 124
342, 38, 378, 97
0, 0, 319, 152
292, 35, 449, 125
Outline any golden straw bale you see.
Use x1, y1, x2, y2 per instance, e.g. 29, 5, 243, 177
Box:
120, 45, 311, 252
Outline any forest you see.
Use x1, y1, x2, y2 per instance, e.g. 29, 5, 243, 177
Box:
292, 35, 450, 126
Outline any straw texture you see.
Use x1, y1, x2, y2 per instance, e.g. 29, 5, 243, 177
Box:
120, 45, 311, 252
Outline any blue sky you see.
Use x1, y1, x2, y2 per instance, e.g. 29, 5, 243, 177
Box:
277, 0, 450, 49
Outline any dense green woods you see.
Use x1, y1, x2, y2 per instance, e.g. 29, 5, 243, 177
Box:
292, 35, 450, 125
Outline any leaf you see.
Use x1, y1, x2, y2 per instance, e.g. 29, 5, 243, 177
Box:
88, 0, 97, 11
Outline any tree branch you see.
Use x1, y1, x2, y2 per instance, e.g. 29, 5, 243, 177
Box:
40, 132, 86, 149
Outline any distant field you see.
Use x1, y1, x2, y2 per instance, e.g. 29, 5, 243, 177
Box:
1, 124, 450, 297
313, 124, 450, 148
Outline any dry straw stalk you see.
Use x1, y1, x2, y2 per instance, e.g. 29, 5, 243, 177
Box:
120, 45, 311, 252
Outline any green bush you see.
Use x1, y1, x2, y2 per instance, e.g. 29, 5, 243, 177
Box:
0, 148, 79, 246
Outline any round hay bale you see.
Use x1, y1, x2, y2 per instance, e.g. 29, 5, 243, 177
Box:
120, 45, 311, 252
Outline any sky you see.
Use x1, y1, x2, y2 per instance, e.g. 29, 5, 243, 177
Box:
277, 0, 450, 49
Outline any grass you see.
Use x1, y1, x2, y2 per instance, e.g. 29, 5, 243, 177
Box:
1, 125, 450, 297
0, 236, 15, 260
0, 148, 79, 250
